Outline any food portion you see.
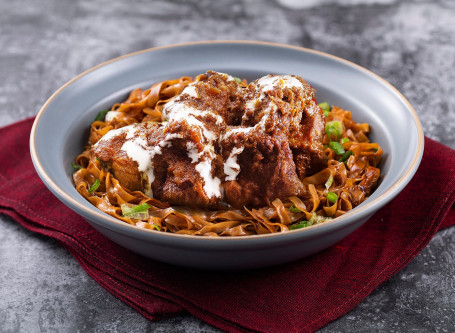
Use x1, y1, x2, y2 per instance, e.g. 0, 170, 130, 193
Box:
73, 71, 383, 236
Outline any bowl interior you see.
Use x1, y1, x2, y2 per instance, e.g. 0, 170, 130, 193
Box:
32, 42, 422, 240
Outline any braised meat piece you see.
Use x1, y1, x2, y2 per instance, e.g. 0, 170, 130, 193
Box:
92, 71, 246, 208
91, 121, 220, 208
187, 71, 245, 125
92, 72, 327, 209
221, 128, 304, 208
92, 122, 164, 194
242, 74, 326, 178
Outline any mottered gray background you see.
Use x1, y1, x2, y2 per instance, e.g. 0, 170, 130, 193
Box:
1, 0, 454, 332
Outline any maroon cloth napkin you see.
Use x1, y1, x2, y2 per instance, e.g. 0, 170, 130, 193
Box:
1, 117, 455, 333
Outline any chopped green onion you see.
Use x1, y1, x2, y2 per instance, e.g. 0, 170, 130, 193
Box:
325, 121, 343, 141
96, 157, 101, 162
290, 221, 308, 230
319, 102, 331, 112
327, 192, 338, 203
121, 203, 151, 219
325, 121, 343, 135
339, 150, 353, 162
93, 110, 109, 123
289, 204, 302, 213
308, 212, 332, 225
234, 77, 242, 84
153, 224, 161, 231
89, 179, 100, 193
72, 162, 82, 170
323, 110, 330, 117
340, 138, 349, 144
308, 213, 316, 225
329, 141, 345, 155
326, 127, 339, 141
325, 174, 334, 190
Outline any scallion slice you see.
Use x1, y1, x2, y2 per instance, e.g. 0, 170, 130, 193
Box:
325, 174, 334, 189
121, 203, 151, 219
319, 102, 331, 112
290, 221, 308, 230
93, 110, 109, 123
325, 121, 343, 141
72, 162, 82, 170
326, 128, 339, 141
340, 138, 349, 144
325, 121, 343, 134
329, 141, 345, 155
327, 192, 338, 203
308, 212, 332, 225
339, 150, 353, 162
89, 179, 100, 193
289, 204, 302, 213
234, 77, 242, 84
153, 224, 161, 231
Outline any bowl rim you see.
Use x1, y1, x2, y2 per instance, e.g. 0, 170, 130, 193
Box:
30, 40, 424, 243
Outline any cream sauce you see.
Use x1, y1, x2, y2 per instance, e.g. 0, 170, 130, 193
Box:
224, 146, 245, 181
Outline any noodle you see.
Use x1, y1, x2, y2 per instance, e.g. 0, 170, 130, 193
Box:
73, 75, 383, 236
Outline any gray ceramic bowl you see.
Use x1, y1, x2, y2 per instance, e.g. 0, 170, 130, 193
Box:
30, 41, 423, 270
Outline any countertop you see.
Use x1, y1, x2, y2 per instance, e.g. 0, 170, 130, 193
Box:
1, 0, 454, 332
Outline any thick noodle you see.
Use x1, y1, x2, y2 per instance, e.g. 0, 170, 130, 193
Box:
73, 78, 383, 236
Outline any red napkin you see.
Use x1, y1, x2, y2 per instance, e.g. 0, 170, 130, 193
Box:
1, 117, 454, 333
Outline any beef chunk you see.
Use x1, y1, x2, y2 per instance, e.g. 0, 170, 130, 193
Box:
221, 128, 304, 208
92, 72, 326, 209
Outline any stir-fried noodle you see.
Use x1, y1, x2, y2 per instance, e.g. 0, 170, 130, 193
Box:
73, 75, 382, 236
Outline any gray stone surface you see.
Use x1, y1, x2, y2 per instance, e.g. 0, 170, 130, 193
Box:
1, 0, 454, 332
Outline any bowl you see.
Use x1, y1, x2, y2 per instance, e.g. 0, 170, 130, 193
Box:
30, 41, 424, 270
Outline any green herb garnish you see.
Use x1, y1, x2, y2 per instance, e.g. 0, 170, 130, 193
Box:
93, 110, 109, 123
319, 102, 331, 112
339, 150, 353, 162
89, 179, 100, 193
72, 162, 82, 170
325, 174, 334, 190
289, 204, 302, 213
290, 221, 309, 230
121, 203, 151, 219
153, 224, 161, 231
327, 192, 338, 204
308, 212, 332, 225
325, 121, 343, 134
340, 138, 349, 144
325, 121, 343, 141
234, 77, 242, 84
329, 141, 345, 155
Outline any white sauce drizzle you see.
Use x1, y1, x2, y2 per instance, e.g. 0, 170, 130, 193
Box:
186, 142, 199, 163
183, 84, 198, 98
195, 159, 221, 198
161, 86, 228, 199
104, 111, 123, 122
256, 75, 303, 92
163, 101, 218, 142
224, 146, 244, 181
